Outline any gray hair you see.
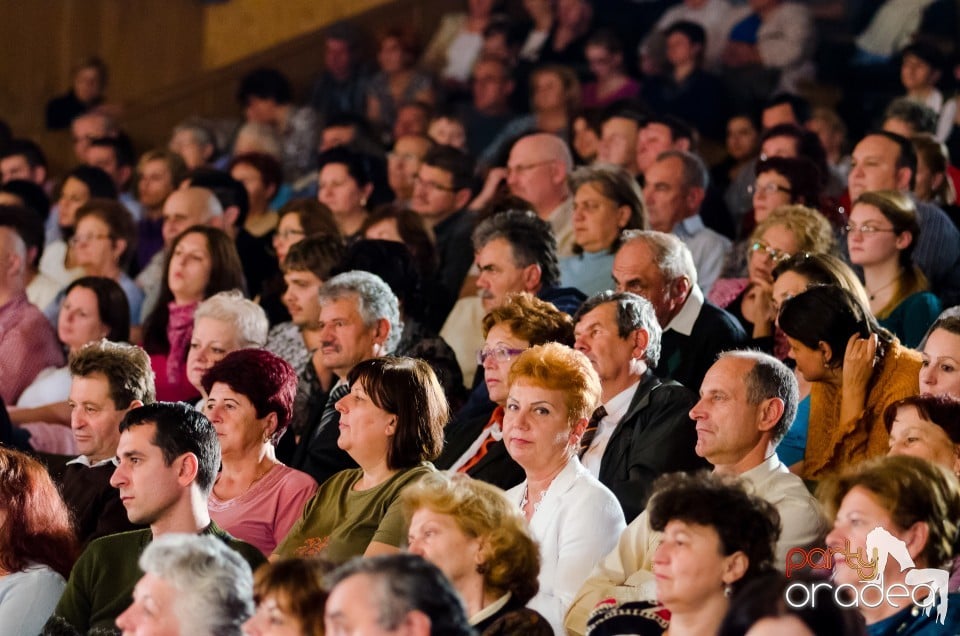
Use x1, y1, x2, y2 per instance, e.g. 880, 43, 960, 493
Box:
884, 97, 938, 135
471, 209, 560, 289
234, 122, 282, 159
173, 118, 217, 148
138, 534, 254, 636
574, 290, 663, 366
318, 270, 403, 354
656, 149, 709, 190
620, 229, 698, 287
194, 290, 269, 348
718, 350, 799, 445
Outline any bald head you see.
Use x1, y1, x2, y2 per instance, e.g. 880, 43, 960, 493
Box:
161, 187, 224, 245
506, 133, 573, 217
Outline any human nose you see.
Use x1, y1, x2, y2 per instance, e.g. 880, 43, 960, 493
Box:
115, 604, 135, 632
335, 393, 349, 413
919, 365, 935, 389
407, 535, 425, 556
688, 398, 706, 421
109, 463, 126, 488
242, 609, 264, 635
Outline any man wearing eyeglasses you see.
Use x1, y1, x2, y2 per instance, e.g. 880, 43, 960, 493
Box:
847, 131, 960, 304
410, 144, 476, 331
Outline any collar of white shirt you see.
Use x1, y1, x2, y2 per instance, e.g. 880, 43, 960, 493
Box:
664, 283, 703, 337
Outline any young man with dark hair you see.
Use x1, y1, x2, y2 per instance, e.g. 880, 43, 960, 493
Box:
45, 401, 265, 635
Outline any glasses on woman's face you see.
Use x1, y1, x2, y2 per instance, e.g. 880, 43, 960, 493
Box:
843, 224, 897, 236
750, 240, 792, 263
68, 233, 111, 247
748, 182, 792, 197
274, 229, 306, 241
477, 345, 527, 366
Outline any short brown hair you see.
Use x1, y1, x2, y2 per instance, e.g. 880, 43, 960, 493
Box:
69, 339, 156, 407
282, 233, 345, 280
277, 198, 341, 239
346, 356, 447, 469
481, 292, 574, 346
401, 472, 540, 602
75, 198, 137, 268
507, 342, 601, 422
818, 455, 960, 570
252, 558, 333, 636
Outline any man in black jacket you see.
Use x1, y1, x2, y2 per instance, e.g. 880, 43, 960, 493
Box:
573, 290, 708, 522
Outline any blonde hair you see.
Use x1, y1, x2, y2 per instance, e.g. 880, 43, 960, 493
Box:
750, 205, 836, 256
401, 472, 540, 602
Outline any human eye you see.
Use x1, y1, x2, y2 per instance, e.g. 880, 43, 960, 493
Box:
211, 347, 226, 355
189, 341, 201, 350
505, 400, 519, 412
534, 406, 551, 415
84, 405, 100, 415
942, 363, 956, 373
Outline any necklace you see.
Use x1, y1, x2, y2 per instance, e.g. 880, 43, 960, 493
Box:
866, 271, 901, 301
520, 485, 548, 514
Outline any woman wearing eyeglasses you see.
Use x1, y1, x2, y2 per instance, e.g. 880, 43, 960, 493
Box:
708, 205, 834, 355
433, 292, 574, 491
846, 190, 941, 348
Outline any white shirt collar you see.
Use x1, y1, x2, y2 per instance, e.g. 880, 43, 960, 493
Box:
66, 455, 117, 468
664, 284, 703, 336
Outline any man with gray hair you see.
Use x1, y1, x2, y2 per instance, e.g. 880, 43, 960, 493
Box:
290, 270, 402, 485
115, 534, 254, 636
325, 554, 474, 636
612, 230, 745, 391
573, 291, 707, 522
566, 350, 825, 635
643, 149, 730, 292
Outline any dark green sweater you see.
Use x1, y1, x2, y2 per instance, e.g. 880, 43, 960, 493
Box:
42, 522, 265, 635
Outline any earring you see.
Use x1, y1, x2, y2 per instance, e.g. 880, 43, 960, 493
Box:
724, 584, 733, 598
360, 196, 368, 207
476, 563, 488, 575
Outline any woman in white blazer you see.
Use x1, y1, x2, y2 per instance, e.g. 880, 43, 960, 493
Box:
502, 342, 626, 634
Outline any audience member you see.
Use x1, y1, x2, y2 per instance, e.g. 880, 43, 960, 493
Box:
0, 448, 79, 635
819, 455, 960, 631
885, 394, 960, 477
421, 0, 502, 90
9, 276, 129, 452
45, 57, 110, 131
133, 149, 188, 271
309, 22, 371, 124
86, 135, 141, 221
848, 190, 941, 347
648, 0, 741, 71
573, 291, 707, 521
45, 401, 266, 634
203, 349, 317, 555
502, 342, 625, 634
778, 285, 921, 479
237, 67, 318, 184
566, 350, 825, 635
115, 533, 255, 636
582, 30, 640, 109
324, 554, 474, 636
361, 203, 437, 282
644, 150, 731, 292
244, 557, 332, 636
367, 27, 435, 138
403, 472, 553, 635
316, 145, 380, 240
276, 357, 445, 561
919, 313, 960, 399
229, 152, 284, 298
387, 133, 433, 206
0, 138, 48, 186
898, 41, 956, 141
168, 118, 218, 170
461, 56, 516, 158
141, 226, 244, 401
586, 471, 780, 636
560, 164, 646, 295
0, 198, 59, 313
613, 230, 746, 390
597, 107, 643, 177
435, 292, 574, 490
288, 270, 402, 485
42, 340, 154, 544
0, 212, 64, 405
70, 111, 118, 164
187, 290, 269, 403
911, 132, 960, 228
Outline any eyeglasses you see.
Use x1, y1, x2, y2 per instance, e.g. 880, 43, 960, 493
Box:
505, 160, 553, 178
843, 224, 897, 236
748, 182, 792, 197
477, 345, 527, 365
749, 240, 792, 263
274, 229, 306, 241
413, 175, 455, 193
68, 233, 111, 246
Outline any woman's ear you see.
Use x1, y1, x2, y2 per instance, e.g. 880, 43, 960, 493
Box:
818, 341, 834, 366
721, 551, 749, 586
895, 230, 913, 250
903, 521, 930, 564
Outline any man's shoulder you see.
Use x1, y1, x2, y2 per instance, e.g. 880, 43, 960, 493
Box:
692, 301, 747, 339
82, 528, 152, 560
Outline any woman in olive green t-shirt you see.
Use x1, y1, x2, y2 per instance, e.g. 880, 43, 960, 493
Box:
274, 356, 447, 562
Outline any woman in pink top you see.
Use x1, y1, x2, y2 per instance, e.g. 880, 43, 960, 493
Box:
202, 348, 317, 555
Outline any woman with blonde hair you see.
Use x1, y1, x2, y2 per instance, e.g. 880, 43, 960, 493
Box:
709, 204, 835, 352
403, 472, 552, 635
847, 189, 941, 347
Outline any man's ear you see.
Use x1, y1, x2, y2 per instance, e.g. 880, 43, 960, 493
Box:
675, 138, 692, 153
630, 328, 649, 360
522, 263, 543, 292
757, 397, 785, 434
895, 166, 913, 192
223, 206, 240, 230
176, 452, 200, 488
454, 187, 472, 210
373, 317, 391, 346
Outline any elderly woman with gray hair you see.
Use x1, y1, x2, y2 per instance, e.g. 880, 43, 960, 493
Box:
559, 165, 648, 295
115, 533, 254, 636
186, 290, 269, 404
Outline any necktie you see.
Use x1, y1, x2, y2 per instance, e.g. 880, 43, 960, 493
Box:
311, 383, 350, 442
459, 407, 505, 473
578, 405, 607, 459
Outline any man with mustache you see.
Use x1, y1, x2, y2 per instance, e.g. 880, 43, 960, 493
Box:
288, 270, 402, 485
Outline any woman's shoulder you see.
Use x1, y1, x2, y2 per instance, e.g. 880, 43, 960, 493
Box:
269, 464, 318, 491
586, 599, 669, 636
479, 607, 553, 636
